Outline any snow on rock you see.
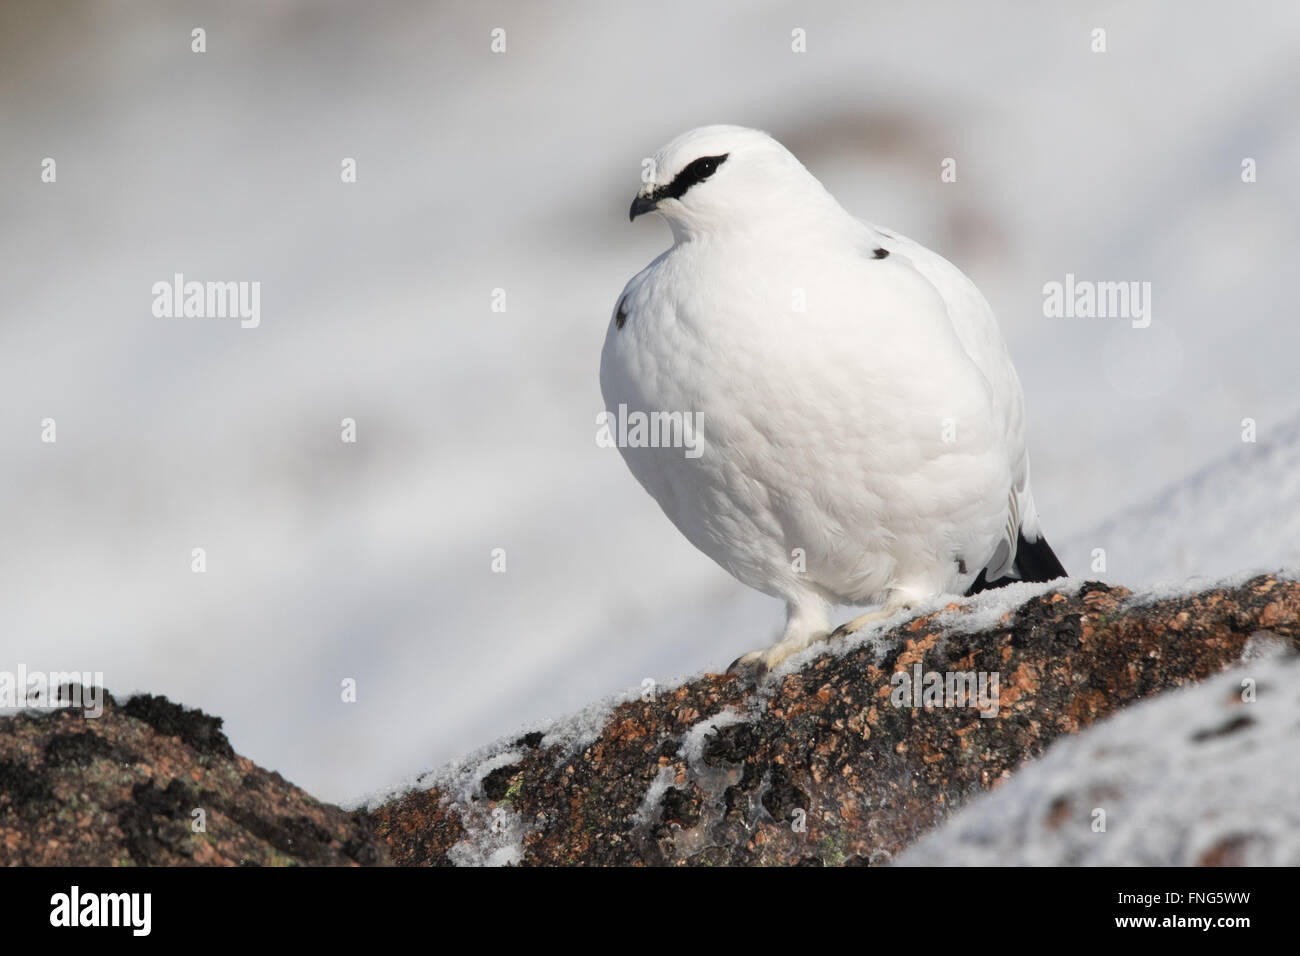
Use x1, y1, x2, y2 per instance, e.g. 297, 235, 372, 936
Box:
8, 577, 1296, 866
897, 648, 1300, 866
363, 670, 706, 865
368, 575, 1300, 865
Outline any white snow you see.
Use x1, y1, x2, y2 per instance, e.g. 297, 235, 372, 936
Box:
933, 578, 1082, 636
1067, 411, 1300, 590
630, 767, 677, 829
676, 708, 748, 765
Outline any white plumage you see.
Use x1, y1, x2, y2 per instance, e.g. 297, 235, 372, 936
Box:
600, 126, 1064, 673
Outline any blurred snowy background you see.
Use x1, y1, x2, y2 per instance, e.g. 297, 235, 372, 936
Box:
2, 0, 1298, 804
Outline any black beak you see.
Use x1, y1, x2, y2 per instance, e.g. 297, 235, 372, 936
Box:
629, 194, 658, 222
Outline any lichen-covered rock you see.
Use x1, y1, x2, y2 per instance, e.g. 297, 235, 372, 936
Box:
5, 575, 1296, 866
369, 575, 1300, 866
0, 692, 387, 866
896, 646, 1300, 865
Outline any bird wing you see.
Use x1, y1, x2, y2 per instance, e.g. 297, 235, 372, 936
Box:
865, 223, 1040, 578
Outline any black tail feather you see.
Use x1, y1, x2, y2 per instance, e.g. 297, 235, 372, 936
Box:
965, 530, 1067, 596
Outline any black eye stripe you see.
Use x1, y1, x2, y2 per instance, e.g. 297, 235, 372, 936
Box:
653, 153, 729, 202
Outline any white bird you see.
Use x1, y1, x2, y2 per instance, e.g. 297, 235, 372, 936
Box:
600, 125, 1065, 676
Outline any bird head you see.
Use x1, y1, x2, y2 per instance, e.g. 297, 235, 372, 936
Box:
629, 126, 842, 241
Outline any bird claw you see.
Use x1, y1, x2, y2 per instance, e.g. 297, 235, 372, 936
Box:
727, 653, 769, 683
827, 604, 914, 644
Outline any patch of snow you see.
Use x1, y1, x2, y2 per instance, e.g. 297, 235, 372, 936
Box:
677, 708, 748, 765
359, 676, 660, 810
630, 766, 677, 828
446, 803, 527, 868
1069, 412, 1300, 589
934, 578, 1082, 636
754, 579, 1075, 684
896, 653, 1300, 866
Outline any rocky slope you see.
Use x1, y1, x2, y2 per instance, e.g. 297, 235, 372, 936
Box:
370, 574, 1300, 866
898, 647, 1299, 866
0, 693, 386, 866
3, 575, 1296, 865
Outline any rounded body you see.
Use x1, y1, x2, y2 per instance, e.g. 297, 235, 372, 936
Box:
601, 228, 1016, 611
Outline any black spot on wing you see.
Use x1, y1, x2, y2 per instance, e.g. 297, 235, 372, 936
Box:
615, 297, 628, 330
872, 247, 890, 259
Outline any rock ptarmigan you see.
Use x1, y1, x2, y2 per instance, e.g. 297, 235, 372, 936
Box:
600, 125, 1066, 675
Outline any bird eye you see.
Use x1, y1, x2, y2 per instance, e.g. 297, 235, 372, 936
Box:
688, 154, 727, 181
657, 153, 730, 203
